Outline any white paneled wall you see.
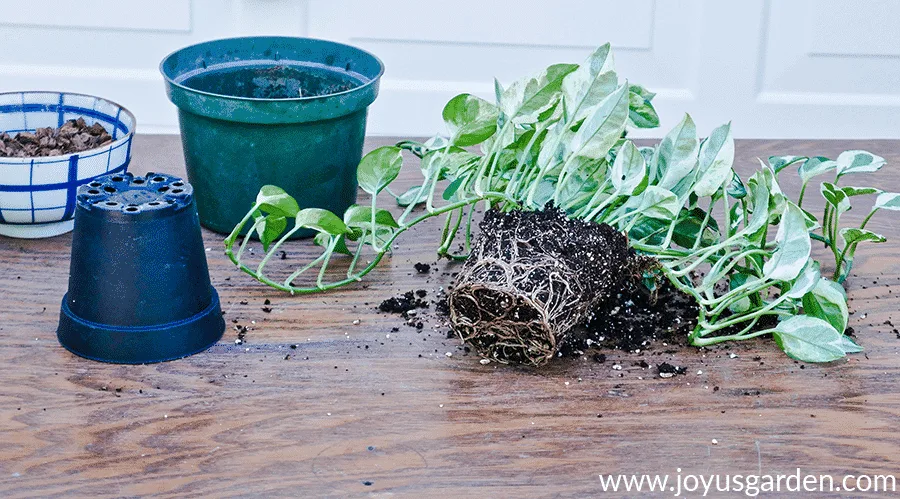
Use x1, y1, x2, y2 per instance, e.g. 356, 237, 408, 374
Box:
0, 0, 898, 138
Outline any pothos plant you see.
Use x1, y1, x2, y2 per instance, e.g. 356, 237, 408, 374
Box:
224, 44, 899, 363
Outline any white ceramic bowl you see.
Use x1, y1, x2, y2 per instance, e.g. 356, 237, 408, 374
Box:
0, 92, 135, 239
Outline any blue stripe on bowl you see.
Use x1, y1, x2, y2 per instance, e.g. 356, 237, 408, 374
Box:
0, 91, 135, 226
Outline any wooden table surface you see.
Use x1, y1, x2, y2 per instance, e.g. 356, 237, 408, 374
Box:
1, 136, 899, 498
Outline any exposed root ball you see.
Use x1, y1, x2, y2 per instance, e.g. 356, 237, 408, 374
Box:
449, 206, 642, 366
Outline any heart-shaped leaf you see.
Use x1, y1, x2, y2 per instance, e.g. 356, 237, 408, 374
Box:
772, 316, 846, 363
629, 186, 679, 221
561, 44, 617, 124
396, 185, 428, 207
443, 93, 499, 146
627, 83, 659, 129
874, 192, 900, 211
654, 114, 699, 191
820, 182, 850, 214
343, 205, 400, 229
840, 186, 881, 197
295, 208, 350, 236
798, 157, 837, 184
499, 63, 578, 123
358, 146, 404, 195
693, 122, 734, 196
610, 141, 646, 195
727, 171, 747, 199
763, 203, 811, 282
769, 155, 806, 174
256, 213, 287, 252
256, 185, 300, 217
802, 278, 848, 333
840, 227, 886, 246
836, 150, 885, 178
566, 83, 630, 160
314, 232, 352, 255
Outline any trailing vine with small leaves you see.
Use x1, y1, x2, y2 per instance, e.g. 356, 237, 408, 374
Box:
224, 44, 900, 363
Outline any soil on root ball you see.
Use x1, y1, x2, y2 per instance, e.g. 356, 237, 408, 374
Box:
447, 205, 656, 366
562, 279, 698, 355
0, 118, 113, 157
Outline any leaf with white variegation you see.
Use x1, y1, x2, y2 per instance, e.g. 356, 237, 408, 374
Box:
357, 146, 403, 195
565, 83, 629, 160
785, 261, 820, 299
256, 185, 300, 218
343, 205, 399, 229
627, 84, 659, 129
727, 171, 747, 199
654, 114, 699, 191
836, 150, 885, 179
802, 278, 848, 333
763, 203, 812, 282
629, 186, 679, 221
561, 44, 617, 124
499, 63, 578, 124
874, 192, 900, 211
839, 335, 864, 354
610, 141, 646, 196
840, 228, 886, 246
395, 185, 427, 207
840, 186, 882, 197
771, 316, 847, 363
798, 157, 837, 184
820, 182, 850, 214
442, 94, 499, 147
693, 122, 734, 197
295, 208, 351, 236
743, 173, 771, 235
769, 155, 806, 174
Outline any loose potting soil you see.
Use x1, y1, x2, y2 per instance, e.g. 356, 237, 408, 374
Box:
0, 118, 113, 157
181, 64, 363, 99
447, 206, 654, 366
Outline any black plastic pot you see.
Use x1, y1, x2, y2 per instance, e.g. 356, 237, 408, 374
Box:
56, 172, 224, 363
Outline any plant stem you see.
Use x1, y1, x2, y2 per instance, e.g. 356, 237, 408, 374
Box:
859, 208, 879, 230
797, 181, 808, 208
691, 328, 773, 346
256, 224, 304, 274
347, 233, 367, 278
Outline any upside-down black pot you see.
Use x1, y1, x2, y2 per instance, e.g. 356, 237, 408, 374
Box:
56, 172, 224, 363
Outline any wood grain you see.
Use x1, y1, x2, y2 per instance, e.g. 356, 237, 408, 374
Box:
2, 137, 900, 498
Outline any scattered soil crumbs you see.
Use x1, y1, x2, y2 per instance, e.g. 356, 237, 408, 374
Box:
379, 290, 429, 318
0, 118, 113, 157
657, 362, 687, 378
414, 262, 431, 274
234, 324, 249, 345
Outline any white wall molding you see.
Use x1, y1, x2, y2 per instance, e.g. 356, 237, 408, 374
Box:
0, 0, 897, 138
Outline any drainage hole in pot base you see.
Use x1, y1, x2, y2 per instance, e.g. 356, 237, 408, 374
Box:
77, 172, 194, 214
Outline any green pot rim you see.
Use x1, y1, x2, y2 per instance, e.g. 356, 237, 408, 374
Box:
160, 36, 384, 124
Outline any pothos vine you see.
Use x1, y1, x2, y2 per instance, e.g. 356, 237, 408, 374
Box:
224, 44, 900, 363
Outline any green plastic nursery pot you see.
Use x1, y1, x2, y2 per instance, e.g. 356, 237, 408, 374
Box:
160, 36, 384, 236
